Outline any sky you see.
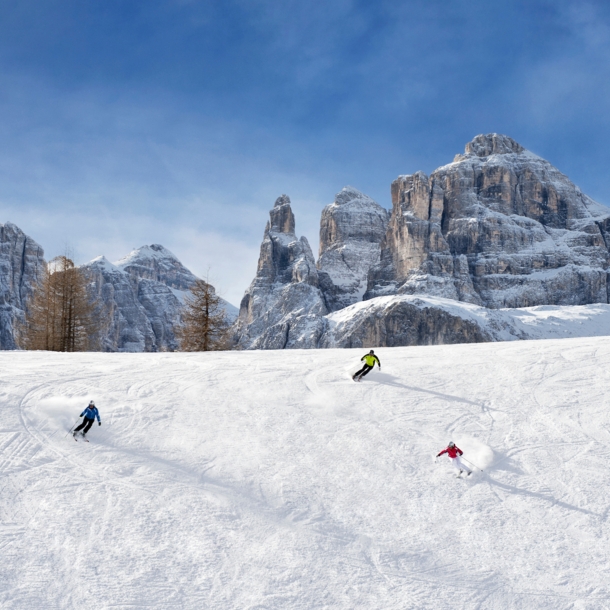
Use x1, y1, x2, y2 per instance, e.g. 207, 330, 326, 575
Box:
1, 0, 610, 306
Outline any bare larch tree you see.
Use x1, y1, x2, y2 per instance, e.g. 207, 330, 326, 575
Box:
20, 256, 104, 351
176, 279, 230, 351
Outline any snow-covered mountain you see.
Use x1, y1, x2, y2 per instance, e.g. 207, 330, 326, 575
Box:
0, 228, 238, 352
367, 133, 610, 307
0, 222, 45, 349
115, 244, 199, 291
3, 339, 610, 607
84, 255, 183, 352
234, 195, 328, 349
4, 133, 610, 352
318, 187, 389, 312
84, 245, 237, 352
235, 134, 610, 349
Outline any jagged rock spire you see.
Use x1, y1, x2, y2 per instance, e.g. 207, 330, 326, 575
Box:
234, 194, 327, 349
269, 194, 295, 234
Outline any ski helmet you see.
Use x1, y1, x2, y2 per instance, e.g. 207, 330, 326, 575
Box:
89, 400, 95, 406
369, 350, 374, 354
448, 441, 455, 448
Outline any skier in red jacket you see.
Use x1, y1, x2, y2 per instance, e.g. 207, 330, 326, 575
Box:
436, 442, 472, 477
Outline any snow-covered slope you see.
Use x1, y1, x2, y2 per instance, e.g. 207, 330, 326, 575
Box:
2, 340, 610, 608
322, 294, 610, 347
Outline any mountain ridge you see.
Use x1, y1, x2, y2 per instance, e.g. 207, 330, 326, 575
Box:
234, 133, 610, 348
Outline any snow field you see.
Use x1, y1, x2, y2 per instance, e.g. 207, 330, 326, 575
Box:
1, 339, 610, 609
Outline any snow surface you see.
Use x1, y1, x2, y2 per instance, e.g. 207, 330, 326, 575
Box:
113, 244, 181, 268
2, 340, 610, 608
325, 294, 610, 343
87, 255, 121, 273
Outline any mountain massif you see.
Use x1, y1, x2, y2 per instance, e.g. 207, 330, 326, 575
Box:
3, 133, 610, 351
234, 134, 610, 348
84, 246, 237, 352
0, 234, 236, 352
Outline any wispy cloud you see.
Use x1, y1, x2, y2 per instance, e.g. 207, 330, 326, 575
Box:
1, 0, 610, 303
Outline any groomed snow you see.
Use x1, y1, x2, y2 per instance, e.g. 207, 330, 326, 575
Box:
2, 340, 610, 608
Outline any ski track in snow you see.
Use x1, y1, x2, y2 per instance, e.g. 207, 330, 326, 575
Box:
1, 342, 610, 608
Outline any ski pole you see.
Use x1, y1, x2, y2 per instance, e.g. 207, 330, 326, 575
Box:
461, 456, 483, 472
64, 418, 80, 438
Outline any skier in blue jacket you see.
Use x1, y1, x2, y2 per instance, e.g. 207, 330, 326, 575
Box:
73, 401, 101, 439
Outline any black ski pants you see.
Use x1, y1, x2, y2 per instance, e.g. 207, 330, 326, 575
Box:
354, 364, 374, 379
74, 417, 95, 434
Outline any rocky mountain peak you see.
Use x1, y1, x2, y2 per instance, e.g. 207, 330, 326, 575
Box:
234, 194, 326, 349
114, 244, 197, 291
274, 194, 290, 207
367, 133, 610, 308
333, 185, 369, 206
269, 194, 295, 234
88, 255, 119, 272
317, 187, 389, 311
461, 133, 525, 159
319, 186, 387, 247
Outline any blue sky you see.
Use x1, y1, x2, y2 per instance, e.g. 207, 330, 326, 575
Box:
1, 0, 610, 305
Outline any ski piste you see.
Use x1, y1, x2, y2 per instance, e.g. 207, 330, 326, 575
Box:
5, 340, 607, 607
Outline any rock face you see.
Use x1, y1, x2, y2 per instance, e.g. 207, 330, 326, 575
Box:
115, 244, 198, 291
317, 187, 389, 312
0, 223, 46, 349
236, 135, 610, 350
84, 245, 237, 352
322, 294, 610, 347
321, 296, 491, 348
115, 244, 238, 320
235, 195, 328, 349
367, 134, 610, 308
84, 255, 182, 352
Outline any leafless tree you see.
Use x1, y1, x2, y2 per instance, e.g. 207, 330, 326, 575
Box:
176, 279, 230, 351
20, 255, 105, 351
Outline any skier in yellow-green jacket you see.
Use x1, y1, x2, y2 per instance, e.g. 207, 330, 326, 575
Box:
352, 350, 381, 381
